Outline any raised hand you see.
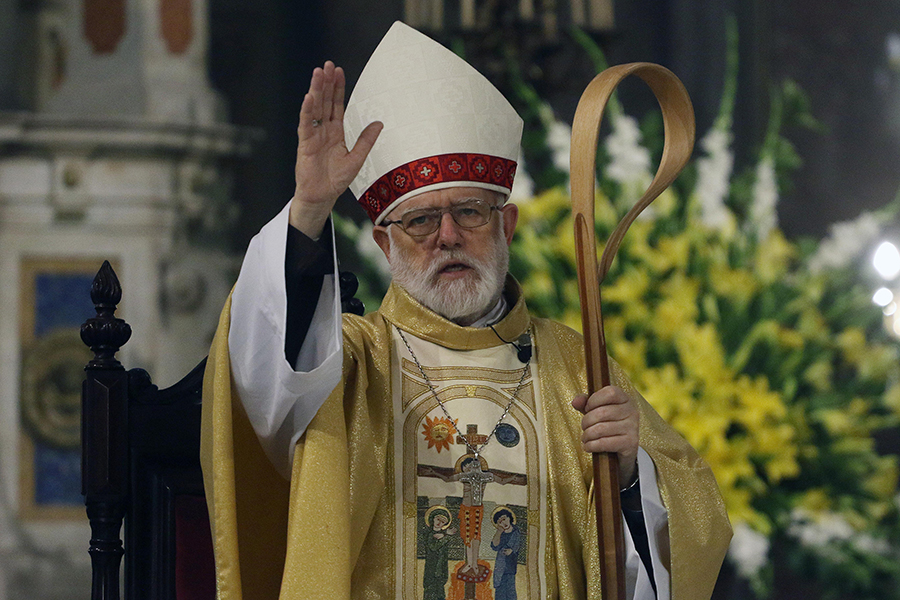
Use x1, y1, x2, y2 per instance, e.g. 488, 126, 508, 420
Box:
291, 61, 383, 238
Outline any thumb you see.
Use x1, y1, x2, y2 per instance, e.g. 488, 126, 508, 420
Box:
347, 121, 383, 165
571, 393, 588, 413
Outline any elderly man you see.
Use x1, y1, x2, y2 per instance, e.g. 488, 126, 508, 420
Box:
201, 22, 730, 600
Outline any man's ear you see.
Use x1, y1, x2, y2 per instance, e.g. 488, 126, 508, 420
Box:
373, 226, 391, 262
501, 203, 518, 246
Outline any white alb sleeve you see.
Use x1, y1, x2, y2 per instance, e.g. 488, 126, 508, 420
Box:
624, 447, 671, 600
228, 201, 344, 478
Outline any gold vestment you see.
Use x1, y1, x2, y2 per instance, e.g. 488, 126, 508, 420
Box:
200, 280, 732, 599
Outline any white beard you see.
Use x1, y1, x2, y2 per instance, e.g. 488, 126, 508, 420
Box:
388, 227, 509, 326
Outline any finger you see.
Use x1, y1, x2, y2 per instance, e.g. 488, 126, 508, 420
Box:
321, 61, 336, 122
309, 67, 325, 120
582, 419, 635, 444
347, 120, 384, 164
584, 386, 629, 412
332, 66, 346, 122
297, 93, 315, 139
571, 393, 589, 413
581, 401, 635, 428
581, 432, 636, 455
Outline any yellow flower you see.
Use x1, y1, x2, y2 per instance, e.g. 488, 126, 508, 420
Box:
553, 214, 578, 265
604, 315, 627, 345
709, 264, 758, 301
885, 382, 900, 415
674, 323, 729, 387
594, 190, 619, 229
754, 229, 796, 283
799, 488, 832, 513
603, 267, 650, 304
775, 326, 805, 349
764, 448, 800, 481
654, 275, 701, 342
863, 457, 899, 499
651, 234, 691, 273
521, 270, 555, 302
857, 344, 899, 381
796, 306, 830, 343
517, 186, 571, 225
616, 220, 654, 264
560, 309, 583, 334
638, 364, 696, 420
610, 338, 648, 375
514, 228, 550, 273
837, 327, 867, 366
802, 360, 833, 393
652, 187, 678, 218
562, 279, 581, 308
816, 409, 853, 437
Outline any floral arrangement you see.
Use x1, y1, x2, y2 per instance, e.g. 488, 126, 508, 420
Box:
334, 21, 900, 598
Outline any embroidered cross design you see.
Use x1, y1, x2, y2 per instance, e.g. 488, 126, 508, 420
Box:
456, 423, 488, 447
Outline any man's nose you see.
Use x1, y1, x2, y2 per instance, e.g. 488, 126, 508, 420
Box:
436, 211, 462, 246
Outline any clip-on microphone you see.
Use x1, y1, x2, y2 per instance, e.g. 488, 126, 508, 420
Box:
490, 325, 532, 363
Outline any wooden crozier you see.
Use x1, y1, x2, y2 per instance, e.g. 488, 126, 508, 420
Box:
570, 63, 695, 599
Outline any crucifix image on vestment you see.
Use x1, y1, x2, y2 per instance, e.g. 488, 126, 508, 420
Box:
419, 424, 526, 576
398, 341, 547, 600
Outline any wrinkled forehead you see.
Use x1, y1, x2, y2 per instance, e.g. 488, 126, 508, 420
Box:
383, 186, 507, 220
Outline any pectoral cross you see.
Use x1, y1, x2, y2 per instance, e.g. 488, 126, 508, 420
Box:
458, 460, 494, 505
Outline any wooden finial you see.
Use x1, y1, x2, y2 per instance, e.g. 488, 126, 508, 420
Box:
81, 261, 131, 368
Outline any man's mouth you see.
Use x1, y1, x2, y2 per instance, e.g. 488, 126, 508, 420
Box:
438, 261, 472, 274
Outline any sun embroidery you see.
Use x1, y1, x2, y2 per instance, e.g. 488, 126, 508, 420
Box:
421, 415, 458, 453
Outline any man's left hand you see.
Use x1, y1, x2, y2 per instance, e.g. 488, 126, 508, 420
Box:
572, 386, 639, 487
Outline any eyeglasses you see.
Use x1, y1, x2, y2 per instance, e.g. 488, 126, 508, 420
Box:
381, 199, 500, 237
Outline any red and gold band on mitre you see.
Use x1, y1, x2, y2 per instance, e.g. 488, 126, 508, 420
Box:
357, 153, 517, 223
344, 22, 524, 224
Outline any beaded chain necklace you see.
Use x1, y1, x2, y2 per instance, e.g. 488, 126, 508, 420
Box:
394, 325, 531, 461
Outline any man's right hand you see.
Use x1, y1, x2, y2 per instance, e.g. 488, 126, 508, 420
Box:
291, 61, 383, 239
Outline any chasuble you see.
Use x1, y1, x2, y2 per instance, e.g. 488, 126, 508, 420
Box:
200, 203, 732, 600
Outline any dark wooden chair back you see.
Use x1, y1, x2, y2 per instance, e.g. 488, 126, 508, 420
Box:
81, 260, 365, 600
81, 261, 212, 600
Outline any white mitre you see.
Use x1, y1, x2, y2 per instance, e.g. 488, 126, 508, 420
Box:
344, 21, 524, 224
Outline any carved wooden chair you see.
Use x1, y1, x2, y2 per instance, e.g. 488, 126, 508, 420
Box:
80, 261, 364, 600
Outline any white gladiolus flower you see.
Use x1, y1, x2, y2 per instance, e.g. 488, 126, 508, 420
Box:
789, 509, 854, 548
547, 120, 573, 174
808, 212, 881, 274
789, 509, 891, 556
750, 156, 778, 239
604, 115, 652, 187
695, 128, 735, 230
853, 533, 891, 555
728, 523, 770, 579
509, 151, 535, 204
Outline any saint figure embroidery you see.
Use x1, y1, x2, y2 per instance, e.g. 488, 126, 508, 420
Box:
490, 507, 522, 600
422, 505, 456, 600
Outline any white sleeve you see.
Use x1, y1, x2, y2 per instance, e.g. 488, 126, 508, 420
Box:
625, 447, 671, 600
228, 200, 344, 478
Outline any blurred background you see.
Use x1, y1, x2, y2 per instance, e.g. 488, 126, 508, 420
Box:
1, 0, 900, 598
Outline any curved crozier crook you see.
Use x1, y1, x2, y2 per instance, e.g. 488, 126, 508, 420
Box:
572, 62, 696, 285
571, 61, 695, 391
569, 62, 695, 600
